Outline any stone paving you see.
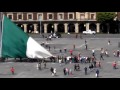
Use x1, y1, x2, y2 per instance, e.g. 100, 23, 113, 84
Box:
0, 34, 120, 78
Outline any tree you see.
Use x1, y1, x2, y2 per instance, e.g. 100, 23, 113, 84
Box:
97, 12, 116, 22
97, 12, 116, 33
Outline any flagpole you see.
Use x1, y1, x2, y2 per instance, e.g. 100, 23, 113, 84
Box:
0, 12, 2, 58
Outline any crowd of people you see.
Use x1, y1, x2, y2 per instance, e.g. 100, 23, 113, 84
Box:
39, 34, 120, 78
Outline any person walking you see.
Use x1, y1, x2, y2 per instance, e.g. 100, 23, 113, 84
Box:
53, 68, 56, 76
44, 61, 46, 69
73, 44, 75, 50
96, 69, 99, 78
69, 69, 72, 75
63, 68, 66, 75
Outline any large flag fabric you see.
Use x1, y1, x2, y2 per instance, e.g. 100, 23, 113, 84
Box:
1, 15, 53, 58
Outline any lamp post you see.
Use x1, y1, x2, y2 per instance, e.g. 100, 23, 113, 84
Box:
39, 16, 42, 35
51, 25, 53, 33
84, 24, 86, 31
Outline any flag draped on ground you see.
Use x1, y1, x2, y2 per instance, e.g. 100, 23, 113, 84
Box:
0, 15, 53, 58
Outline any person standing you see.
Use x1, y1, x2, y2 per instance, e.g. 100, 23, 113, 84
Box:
84, 67, 87, 75
73, 44, 75, 50
59, 59, 62, 66
108, 39, 111, 45
97, 61, 101, 68
69, 69, 72, 75
74, 64, 77, 71
105, 49, 109, 57
50, 67, 54, 76
112, 61, 117, 69
11, 67, 15, 75
93, 60, 96, 68
66, 68, 69, 75
85, 39, 87, 45
117, 50, 120, 57
100, 53, 104, 60
49, 46, 50, 51
85, 44, 88, 50
92, 49, 95, 56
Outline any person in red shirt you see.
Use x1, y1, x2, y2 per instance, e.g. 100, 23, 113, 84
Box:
112, 61, 117, 69
11, 67, 15, 75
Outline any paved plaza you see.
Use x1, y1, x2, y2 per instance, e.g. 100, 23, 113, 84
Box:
0, 34, 120, 78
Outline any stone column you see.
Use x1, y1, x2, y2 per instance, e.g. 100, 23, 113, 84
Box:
23, 24, 27, 33
76, 12, 80, 20
44, 24, 48, 33
85, 12, 88, 20
75, 23, 79, 33
85, 23, 89, 31
64, 23, 68, 33
96, 23, 100, 33
54, 23, 58, 32
33, 24, 37, 33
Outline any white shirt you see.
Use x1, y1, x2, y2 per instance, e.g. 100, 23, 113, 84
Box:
92, 50, 95, 53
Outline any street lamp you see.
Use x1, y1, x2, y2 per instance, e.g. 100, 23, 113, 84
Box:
84, 24, 86, 31
39, 15, 42, 35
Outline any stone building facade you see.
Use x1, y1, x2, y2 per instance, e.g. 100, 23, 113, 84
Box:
3, 12, 100, 33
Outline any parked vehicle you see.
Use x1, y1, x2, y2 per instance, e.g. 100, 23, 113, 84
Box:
83, 29, 96, 35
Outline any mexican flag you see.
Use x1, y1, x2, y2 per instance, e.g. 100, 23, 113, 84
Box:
0, 15, 53, 58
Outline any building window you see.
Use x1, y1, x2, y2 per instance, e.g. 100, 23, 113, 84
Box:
27, 13, 33, 20
47, 13, 54, 20
58, 13, 64, 20
68, 13, 74, 20
80, 13, 85, 20
8, 15, 12, 19
18, 15, 22, 19
17, 13, 23, 20
90, 14, 95, 19
37, 13, 43, 20
7, 13, 13, 20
